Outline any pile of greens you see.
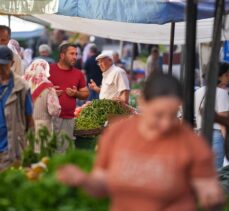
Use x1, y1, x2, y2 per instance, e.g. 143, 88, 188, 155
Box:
75, 99, 132, 130
0, 150, 109, 211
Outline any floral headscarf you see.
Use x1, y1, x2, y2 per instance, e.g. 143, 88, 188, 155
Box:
23, 59, 51, 93
8, 39, 21, 55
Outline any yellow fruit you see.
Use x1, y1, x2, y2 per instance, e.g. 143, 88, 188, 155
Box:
26, 170, 39, 181
31, 162, 46, 174
41, 157, 49, 165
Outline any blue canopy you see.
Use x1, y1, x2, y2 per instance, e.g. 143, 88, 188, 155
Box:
58, 0, 229, 24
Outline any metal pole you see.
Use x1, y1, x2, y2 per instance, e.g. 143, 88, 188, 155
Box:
8, 15, 11, 28
183, 0, 198, 126
202, 0, 225, 145
168, 22, 175, 75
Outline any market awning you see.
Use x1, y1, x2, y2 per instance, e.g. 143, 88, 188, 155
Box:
33, 14, 229, 45
56, 0, 229, 24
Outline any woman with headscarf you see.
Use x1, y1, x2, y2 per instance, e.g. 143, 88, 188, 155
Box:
23, 59, 61, 134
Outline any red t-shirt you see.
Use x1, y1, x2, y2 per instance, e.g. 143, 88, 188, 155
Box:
49, 63, 86, 118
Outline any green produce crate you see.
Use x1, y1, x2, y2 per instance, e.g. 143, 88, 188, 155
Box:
75, 136, 98, 150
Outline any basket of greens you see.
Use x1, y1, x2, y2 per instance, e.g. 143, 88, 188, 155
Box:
74, 99, 134, 137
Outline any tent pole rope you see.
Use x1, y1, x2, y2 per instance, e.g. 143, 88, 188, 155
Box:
202, 0, 225, 145
168, 22, 175, 75
183, 0, 198, 126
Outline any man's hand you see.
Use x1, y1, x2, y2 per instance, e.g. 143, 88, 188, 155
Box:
54, 86, 64, 97
66, 86, 78, 97
88, 79, 100, 93
57, 164, 87, 187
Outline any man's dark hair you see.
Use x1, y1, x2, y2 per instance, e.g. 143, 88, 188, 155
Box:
0, 25, 11, 37
90, 45, 98, 54
143, 73, 183, 101
59, 43, 76, 55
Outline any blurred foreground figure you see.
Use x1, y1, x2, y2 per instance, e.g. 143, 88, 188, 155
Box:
0, 46, 33, 170
58, 74, 224, 211
23, 59, 61, 134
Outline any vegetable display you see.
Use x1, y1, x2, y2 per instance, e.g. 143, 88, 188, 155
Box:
75, 99, 134, 130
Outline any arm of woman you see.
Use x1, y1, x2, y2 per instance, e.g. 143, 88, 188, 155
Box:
185, 126, 225, 209
217, 111, 229, 138
57, 165, 109, 197
47, 88, 61, 117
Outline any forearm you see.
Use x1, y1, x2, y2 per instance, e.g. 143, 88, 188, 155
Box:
94, 87, 101, 94
80, 173, 109, 197
215, 114, 229, 128
75, 91, 89, 100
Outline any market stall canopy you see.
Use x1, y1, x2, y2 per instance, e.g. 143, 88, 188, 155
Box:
56, 0, 229, 24
1, 0, 229, 44
0, 0, 58, 15
33, 14, 229, 45
0, 15, 44, 39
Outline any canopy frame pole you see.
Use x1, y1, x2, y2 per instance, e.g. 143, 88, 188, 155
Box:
8, 15, 11, 28
183, 0, 198, 126
168, 22, 175, 75
202, 0, 225, 145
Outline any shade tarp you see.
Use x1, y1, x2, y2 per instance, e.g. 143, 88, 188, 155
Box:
57, 0, 229, 24
0, 0, 58, 15
1, 0, 229, 24
34, 14, 229, 45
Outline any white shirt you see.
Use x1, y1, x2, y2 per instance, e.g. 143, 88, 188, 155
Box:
99, 65, 130, 100
195, 86, 229, 130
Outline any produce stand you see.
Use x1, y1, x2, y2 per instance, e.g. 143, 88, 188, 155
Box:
73, 99, 136, 150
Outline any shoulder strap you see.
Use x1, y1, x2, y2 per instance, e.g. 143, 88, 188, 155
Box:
32, 82, 53, 102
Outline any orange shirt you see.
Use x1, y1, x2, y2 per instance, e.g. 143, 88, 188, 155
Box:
95, 116, 216, 211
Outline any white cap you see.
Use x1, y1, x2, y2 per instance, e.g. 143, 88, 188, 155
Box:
95, 52, 113, 61
39, 44, 51, 54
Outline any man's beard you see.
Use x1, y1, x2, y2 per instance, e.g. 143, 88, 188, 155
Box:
64, 59, 76, 68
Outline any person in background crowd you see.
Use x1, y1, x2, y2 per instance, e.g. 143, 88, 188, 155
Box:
0, 26, 23, 76
21, 48, 33, 71
112, 51, 126, 71
36, 44, 55, 64
145, 46, 163, 78
23, 59, 61, 135
83, 43, 96, 64
84, 45, 102, 100
58, 73, 224, 211
75, 44, 83, 70
0, 46, 33, 170
49, 43, 89, 152
195, 63, 229, 169
7, 39, 25, 73
51, 30, 67, 61
89, 52, 130, 104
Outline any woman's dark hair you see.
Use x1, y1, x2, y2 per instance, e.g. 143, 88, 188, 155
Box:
143, 73, 183, 101
218, 62, 229, 77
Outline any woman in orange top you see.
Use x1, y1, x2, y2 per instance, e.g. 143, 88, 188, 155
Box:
57, 74, 224, 211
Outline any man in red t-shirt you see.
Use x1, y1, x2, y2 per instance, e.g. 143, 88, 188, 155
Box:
49, 43, 89, 152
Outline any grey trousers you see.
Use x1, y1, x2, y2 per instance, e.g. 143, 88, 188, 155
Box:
53, 117, 75, 153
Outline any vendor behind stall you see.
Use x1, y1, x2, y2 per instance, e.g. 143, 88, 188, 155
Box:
88, 52, 130, 104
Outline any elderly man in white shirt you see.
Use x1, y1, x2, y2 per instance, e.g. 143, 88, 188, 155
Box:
89, 52, 130, 104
